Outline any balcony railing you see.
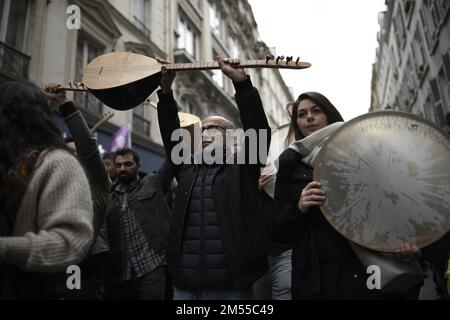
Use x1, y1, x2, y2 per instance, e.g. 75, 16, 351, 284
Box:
0, 41, 30, 80
133, 113, 151, 136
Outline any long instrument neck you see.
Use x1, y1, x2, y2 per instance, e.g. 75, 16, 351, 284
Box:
166, 59, 310, 71
58, 59, 310, 91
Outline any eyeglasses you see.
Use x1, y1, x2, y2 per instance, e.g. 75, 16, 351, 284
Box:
201, 125, 227, 133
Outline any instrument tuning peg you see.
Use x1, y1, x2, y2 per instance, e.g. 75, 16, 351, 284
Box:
266, 55, 274, 63
276, 56, 285, 63
296, 57, 300, 64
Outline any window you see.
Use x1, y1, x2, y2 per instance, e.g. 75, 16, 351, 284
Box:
443, 52, 450, 82
439, 0, 450, 14
399, 76, 410, 111
0, 0, 30, 79
211, 69, 223, 87
132, 103, 150, 136
134, 0, 148, 24
420, 0, 438, 50
443, 56, 450, 115
378, 11, 387, 33
423, 94, 434, 121
393, 7, 406, 50
0, 0, 28, 51
411, 27, 428, 78
211, 51, 223, 88
403, 0, 415, 28
0, 0, 4, 26
229, 36, 245, 60
430, 78, 441, 104
394, 96, 400, 111
177, 15, 198, 59
381, 65, 391, 105
430, 77, 447, 126
406, 56, 418, 99
420, 0, 450, 50
390, 46, 399, 79
437, 68, 450, 114
74, 35, 104, 114
133, 0, 150, 37
429, 0, 442, 28
209, 2, 222, 38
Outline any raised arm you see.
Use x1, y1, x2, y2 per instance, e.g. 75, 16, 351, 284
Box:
156, 65, 185, 178
44, 84, 111, 234
218, 57, 271, 179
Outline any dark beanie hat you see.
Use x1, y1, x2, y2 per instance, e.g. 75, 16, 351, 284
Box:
297, 92, 344, 123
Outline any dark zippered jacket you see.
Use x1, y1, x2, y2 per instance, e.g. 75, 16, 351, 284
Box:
157, 77, 270, 290
106, 162, 174, 280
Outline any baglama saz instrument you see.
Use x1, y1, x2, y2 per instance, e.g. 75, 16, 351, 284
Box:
58, 52, 311, 111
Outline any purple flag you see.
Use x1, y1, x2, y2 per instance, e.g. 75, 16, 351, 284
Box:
108, 123, 131, 153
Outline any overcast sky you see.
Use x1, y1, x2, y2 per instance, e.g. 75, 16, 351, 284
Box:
248, 0, 387, 121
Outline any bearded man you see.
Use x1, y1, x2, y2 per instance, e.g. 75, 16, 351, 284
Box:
104, 148, 174, 299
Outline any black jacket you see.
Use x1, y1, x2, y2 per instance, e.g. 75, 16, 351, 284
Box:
273, 149, 417, 300
176, 165, 233, 290
105, 162, 174, 280
157, 77, 270, 290
59, 102, 111, 240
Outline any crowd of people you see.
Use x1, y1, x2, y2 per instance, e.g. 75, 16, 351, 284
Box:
0, 58, 449, 300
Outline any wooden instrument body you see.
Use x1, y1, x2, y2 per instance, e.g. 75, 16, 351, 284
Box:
83, 52, 162, 110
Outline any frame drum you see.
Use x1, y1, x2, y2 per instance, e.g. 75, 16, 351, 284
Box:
314, 111, 450, 252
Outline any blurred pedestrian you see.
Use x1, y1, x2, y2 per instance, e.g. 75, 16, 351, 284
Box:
0, 81, 93, 299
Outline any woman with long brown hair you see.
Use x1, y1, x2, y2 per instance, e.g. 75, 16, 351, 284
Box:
0, 81, 93, 299
272, 92, 421, 299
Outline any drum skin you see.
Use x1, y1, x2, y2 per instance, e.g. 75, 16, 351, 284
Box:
314, 111, 450, 252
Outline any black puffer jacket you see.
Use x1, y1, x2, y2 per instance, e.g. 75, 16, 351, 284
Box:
157, 77, 270, 290
175, 165, 233, 290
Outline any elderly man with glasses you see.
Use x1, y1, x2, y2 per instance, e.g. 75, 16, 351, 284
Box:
156, 57, 271, 300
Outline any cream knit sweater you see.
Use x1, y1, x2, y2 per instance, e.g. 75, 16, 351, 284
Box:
0, 149, 94, 273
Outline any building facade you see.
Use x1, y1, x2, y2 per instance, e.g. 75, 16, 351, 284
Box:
370, 0, 450, 128
0, 0, 293, 172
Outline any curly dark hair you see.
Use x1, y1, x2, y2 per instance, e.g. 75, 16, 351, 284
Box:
0, 81, 73, 235
0, 81, 69, 160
